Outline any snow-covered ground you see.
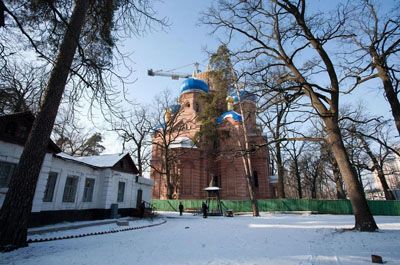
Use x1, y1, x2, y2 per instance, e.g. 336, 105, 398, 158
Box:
1, 212, 399, 265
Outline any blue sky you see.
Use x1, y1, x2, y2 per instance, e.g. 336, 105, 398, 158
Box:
116, 1, 393, 117
119, 0, 218, 104
101, 0, 397, 155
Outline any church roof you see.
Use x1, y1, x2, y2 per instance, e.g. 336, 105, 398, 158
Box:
216, 110, 243, 125
180, 78, 209, 94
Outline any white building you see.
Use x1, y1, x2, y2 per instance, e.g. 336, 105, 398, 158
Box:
0, 112, 153, 226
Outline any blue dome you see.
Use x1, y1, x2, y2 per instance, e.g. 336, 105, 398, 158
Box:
231, 90, 257, 103
180, 78, 209, 94
216, 110, 243, 125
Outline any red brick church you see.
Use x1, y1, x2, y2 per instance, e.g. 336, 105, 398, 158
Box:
150, 71, 274, 200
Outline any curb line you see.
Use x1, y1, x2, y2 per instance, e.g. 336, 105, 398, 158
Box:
27, 219, 167, 244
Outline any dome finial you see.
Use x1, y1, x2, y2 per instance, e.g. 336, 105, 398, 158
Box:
164, 108, 171, 123
226, 96, 234, 111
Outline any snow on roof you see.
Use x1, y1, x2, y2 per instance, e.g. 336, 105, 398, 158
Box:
56, 152, 129, 168
216, 110, 243, 125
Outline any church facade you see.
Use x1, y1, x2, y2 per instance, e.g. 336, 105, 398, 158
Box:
150, 72, 273, 200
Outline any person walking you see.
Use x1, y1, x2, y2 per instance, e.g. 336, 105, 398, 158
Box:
202, 201, 208, 218
139, 201, 146, 218
179, 202, 184, 216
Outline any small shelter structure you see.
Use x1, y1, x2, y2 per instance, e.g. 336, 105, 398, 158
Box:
204, 186, 223, 216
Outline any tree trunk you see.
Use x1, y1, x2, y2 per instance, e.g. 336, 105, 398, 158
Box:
235, 87, 259, 216
294, 158, 302, 199
355, 165, 366, 198
370, 47, 400, 136
324, 118, 378, 231
360, 136, 395, 200
375, 166, 396, 200
332, 159, 346, 199
0, 0, 89, 251
311, 171, 317, 199
276, 141, 286, 198
137, 145, 143, 176
164, 150, 174, 199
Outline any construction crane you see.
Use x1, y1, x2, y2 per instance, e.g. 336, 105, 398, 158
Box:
147, 62, 200, 80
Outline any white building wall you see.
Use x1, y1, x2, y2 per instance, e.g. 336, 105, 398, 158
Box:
1, 140, 154, 213
0, 141, 52, 212
40, 156, 106, 211
137, 177, 154, 205
110, 171, 135, 209
100, 168, 113, 209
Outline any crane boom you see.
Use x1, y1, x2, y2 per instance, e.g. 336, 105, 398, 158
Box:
147, 69, 191, 80
147, 62, 200, 80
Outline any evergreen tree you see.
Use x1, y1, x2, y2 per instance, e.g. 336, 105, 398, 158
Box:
196, 45, 233, 146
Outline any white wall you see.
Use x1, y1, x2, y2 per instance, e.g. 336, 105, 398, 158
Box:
0, 140, 52, 212
0, 140, 153, 212
41, 156, 105, 212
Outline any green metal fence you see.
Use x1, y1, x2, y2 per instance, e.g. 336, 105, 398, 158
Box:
152, 199, 400, 216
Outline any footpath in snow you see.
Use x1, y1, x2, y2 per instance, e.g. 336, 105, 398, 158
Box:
1, 212, 399, 265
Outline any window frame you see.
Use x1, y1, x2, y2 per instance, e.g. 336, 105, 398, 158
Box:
117, 181, 126, 202
43, 171, 58, 202
0, 161, 17, 189
82, 177, 95, 202
62, 176, 79, 203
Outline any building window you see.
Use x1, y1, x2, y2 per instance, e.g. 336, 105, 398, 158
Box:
43, 172, 58, 202
253, 171, 259, 188
62, 176, 78, 202
82, 178, 95, 202
117, 181, 125, 202
0, 161, 16, 188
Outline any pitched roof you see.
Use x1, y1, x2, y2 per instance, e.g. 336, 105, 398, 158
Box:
56, 152, 138, 173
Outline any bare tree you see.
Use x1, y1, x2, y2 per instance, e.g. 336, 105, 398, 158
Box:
203, 0, 378, 231
340, 107, 398, 200
150, 90, 196, 199
358, 133, 396, 200
0, 61, 47, 114
52, 108, 105, 156
112, 104, 152, 176
346, 0, 400, 136
232, 79, 260, 216
258, 94, 290, 198
285, 140, 306, 198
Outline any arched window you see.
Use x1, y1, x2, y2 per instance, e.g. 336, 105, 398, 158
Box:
253, 171, 259, 187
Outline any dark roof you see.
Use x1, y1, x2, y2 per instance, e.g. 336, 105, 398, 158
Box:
0, 111, 61, 153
